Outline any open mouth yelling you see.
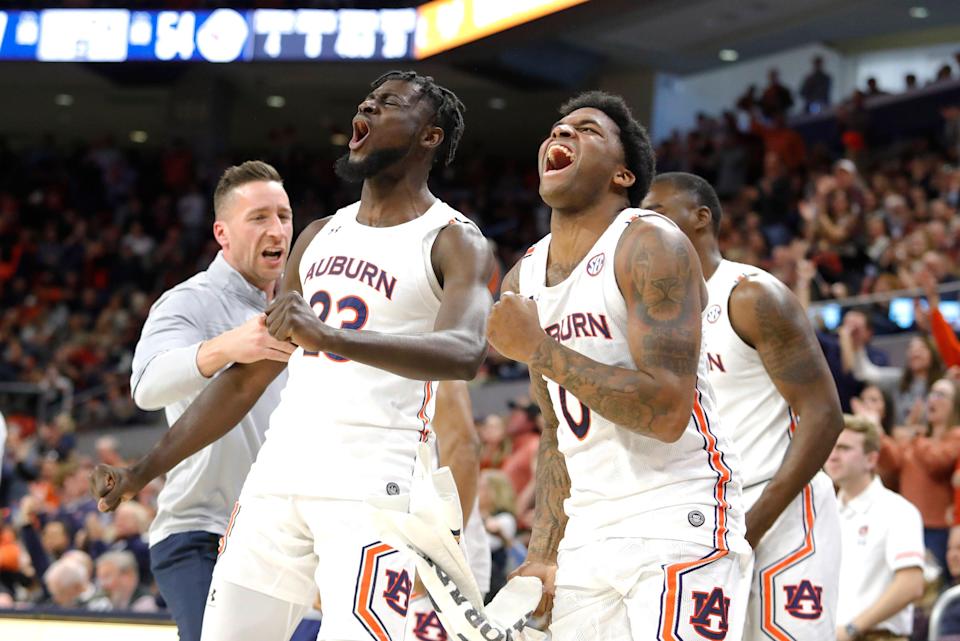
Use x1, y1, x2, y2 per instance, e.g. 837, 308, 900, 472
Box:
262, 247, 284, 265
544, 144, 575, 174
349, 118, 371, 150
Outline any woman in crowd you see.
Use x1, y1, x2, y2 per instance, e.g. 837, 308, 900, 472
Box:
881, 378, 960, 574
843, 330, 944, 425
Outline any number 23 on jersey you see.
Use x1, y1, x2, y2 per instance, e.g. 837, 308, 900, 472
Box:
303, 289, 368, 362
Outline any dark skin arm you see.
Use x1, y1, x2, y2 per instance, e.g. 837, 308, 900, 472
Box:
498, 262, 568, 617
265, 222, 494, 380
488, 221, 705, 442
728, 277, 843, 548
91, 217, 330, 510
433, 380, 480, 522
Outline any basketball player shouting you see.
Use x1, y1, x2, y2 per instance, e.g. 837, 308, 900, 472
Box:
92, 71, 495, 641
644, 172, 843, 640
487, 92, 749, 641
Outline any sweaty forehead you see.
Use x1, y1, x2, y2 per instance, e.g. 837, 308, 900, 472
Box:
560, 107, 620, 136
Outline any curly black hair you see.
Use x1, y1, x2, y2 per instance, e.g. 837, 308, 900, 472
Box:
558, 91, 655, 206
652, 172, 724, 234
371, 70, 466, 167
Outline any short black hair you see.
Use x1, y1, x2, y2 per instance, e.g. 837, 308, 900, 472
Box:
557, 91, 655, 206
652, 172, 723, 234
372, 70, 466, 167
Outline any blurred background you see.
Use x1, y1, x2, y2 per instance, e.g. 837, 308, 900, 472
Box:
1, 0, 960, 639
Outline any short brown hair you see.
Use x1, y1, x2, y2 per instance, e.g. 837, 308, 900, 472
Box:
213, 160, 283, 220
843, 414, 882, 453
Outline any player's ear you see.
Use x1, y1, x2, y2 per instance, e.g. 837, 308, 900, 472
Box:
694, 206, 713, 232
421, 125, 444, 152
613, 168, 635, 190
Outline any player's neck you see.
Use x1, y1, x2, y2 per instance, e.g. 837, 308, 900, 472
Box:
698, 242, 723, 280
548, 199, 624, 266
358, 172, 436, 226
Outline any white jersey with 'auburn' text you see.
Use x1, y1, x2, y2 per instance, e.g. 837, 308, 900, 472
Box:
519, 208, 747, 554
243, 199, 476, 501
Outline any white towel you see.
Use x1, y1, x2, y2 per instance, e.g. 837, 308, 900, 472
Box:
368, 443, 547, 641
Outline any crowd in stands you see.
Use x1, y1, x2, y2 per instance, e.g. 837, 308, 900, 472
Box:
1, 50, 960, 638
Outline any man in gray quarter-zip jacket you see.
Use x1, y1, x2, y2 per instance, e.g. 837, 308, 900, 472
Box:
129, 161, 295, 641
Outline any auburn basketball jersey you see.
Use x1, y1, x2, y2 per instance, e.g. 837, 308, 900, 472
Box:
703, 259, 794, 503
243, 200, 476, 499
519, 209, 746, 554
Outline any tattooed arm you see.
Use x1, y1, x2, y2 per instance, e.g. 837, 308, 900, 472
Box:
728, 277, 843, 548
498, 262, 567, 615
526, 369, 570, 563
497, 261, 570, 561
489, 222, 704, 442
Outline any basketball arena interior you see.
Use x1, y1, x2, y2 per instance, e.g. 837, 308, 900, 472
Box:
2, 1, 960, 640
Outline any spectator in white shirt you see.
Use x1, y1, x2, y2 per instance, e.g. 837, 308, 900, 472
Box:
827, 414, 925, 641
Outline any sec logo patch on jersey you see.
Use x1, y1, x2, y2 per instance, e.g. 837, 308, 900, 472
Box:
586, 253, 605, 276
706, 304, 722, 323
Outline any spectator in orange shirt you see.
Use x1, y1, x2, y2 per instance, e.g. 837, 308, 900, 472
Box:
918, 269, 960, 369
881, 378, 960, 573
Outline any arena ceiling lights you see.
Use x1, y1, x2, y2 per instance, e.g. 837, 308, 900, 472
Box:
0, 1, 588, 64
414, 0, 589, 59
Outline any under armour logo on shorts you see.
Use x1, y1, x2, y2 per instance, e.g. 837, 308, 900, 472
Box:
386, 482, 400, 495
688, 510, 705, 527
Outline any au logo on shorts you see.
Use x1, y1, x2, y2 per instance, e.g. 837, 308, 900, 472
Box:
386, 482, 400, 496
383, 569, 412, 615
355, 542, 409, 641
689, 588, 730, 640
783, 580, 823, 619
706, 304, 722, 323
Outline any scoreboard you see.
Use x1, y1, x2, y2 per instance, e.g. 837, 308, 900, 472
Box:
0, 1, 588, 63
0, 8, 418, 63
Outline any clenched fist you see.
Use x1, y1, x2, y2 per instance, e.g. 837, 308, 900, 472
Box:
90, 464, 146, 513
487, 293, 548, 364
265, 291, 330, 351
